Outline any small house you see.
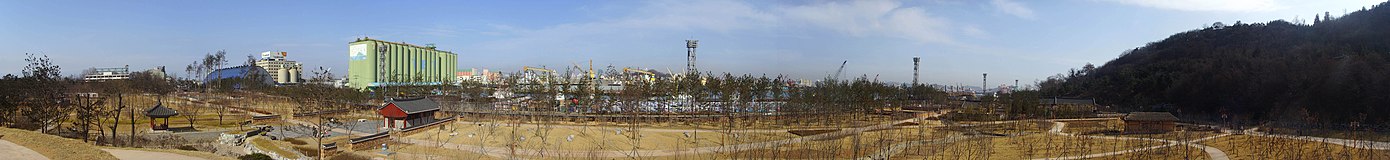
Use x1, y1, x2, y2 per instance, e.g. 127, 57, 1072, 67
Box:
1122, 112, 1179, 134
377, 97, 440, 130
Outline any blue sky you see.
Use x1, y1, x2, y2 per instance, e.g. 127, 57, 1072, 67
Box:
1, 0, 1382, 88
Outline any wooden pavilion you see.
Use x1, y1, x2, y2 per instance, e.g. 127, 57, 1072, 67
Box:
145, 103, 179, 130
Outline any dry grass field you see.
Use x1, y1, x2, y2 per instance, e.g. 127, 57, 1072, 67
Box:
250, 136, 303, 159
892, 131, 1163, 159
99, 146, 236, 160
404, 121, 801, 151
0, 127, 118, 160
1202, 134, 1390, 160
1082, 145, 1211, 160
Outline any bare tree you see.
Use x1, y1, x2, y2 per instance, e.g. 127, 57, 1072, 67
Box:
181, 100, 204, 130
71, 85, 105, 143
285, 66, 338, 159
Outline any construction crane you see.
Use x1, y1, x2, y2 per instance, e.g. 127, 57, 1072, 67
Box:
623, 67, 656, 75
522, 66, 554, 73
623, 67, 657, 82
833, 60, 847, 80
522, 66, 555, 84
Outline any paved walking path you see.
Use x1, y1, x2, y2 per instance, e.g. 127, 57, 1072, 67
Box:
101, 148, 205, 160
400, 110, 953, 158
1033, 121, 1230, 160
0, 139, 49, 160
1245, 128, 1390, 150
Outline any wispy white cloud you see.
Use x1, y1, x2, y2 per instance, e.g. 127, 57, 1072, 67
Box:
991, 0, 1036, 19
961, 25, 990, 39
779, 0, 954, 44
478, 0, 960, 48
462, 0, 985, 80
1100, 0, 1285, 12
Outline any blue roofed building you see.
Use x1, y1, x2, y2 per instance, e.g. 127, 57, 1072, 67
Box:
204, 65, 276, 87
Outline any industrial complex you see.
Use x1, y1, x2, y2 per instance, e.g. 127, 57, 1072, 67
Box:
346, 37, 458, 90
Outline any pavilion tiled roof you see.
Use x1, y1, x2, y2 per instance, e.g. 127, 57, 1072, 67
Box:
384, 97, 440, 114
1122, 112, 1179, 122
145, 103, 179, 118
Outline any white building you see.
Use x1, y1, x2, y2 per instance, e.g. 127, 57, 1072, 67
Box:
456, 68, 500, 85
83, 65, 130, 81
255, 51, 303, 84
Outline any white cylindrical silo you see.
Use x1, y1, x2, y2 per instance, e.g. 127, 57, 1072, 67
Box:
277, 68, 289, 83
288, 68, 299, 83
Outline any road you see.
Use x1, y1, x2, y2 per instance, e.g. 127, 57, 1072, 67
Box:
271, 119, 381, 138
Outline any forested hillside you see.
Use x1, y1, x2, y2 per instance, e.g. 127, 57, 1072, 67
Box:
1040, 1, 1390, 124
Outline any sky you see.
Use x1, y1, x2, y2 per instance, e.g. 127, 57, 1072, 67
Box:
1, 0, 1383, 88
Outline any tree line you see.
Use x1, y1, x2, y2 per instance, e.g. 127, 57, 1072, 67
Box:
1039, 1, 1390, 125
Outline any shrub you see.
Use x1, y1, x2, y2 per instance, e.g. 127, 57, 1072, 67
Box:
282, 138, 308, 145
238, 153, 273, 160
176, 145, 199, 151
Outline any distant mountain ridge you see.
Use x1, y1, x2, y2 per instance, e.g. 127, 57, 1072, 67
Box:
1040, 1, 1390, 124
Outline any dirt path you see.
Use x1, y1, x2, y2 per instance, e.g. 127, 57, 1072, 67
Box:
101, 148, 205, 160
0, 139, 48, 160
400, 110, 953, 158
1034, 121, 1230, 160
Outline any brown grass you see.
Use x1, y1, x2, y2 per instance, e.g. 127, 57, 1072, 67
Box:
1201, 134, 1390, 160
100, 146, 235, 160
0, 127, 118, 160
900, 133, 1162, 159
250, 136, 300, 159
1083, 145, 1210, 160
404, 122, 800, 151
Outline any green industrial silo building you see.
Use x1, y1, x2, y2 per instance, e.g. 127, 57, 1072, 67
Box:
347, 37, 457, 90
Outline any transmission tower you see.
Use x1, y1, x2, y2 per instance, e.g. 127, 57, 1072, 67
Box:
982, 72, 988, 93
913, 56, 920, 85
686, 39, 698, 75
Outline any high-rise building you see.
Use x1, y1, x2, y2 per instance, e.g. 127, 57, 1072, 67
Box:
255, 51, 303, 84
347, 37, 458, 90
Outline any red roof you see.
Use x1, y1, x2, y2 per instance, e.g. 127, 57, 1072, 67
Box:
378, 103, 408, 118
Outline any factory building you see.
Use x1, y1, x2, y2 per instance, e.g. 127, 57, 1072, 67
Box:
254, 51, 303, 84
347, 37, 458, 90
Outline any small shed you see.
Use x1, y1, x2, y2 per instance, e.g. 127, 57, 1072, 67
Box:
145, 103, 179, 130
377, 97, 440, 130
1122, 112, 1179, 134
